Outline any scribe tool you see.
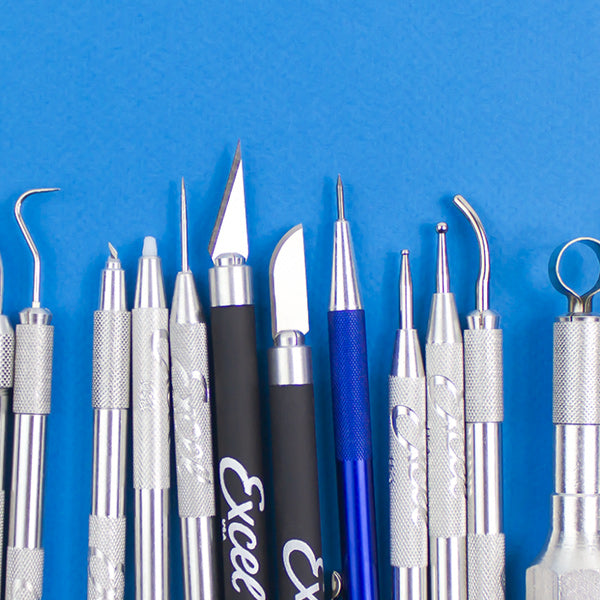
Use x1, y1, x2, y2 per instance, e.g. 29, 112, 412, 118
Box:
389, 250, 428, 600
6, 188, 58, 600
88, 244, 130, 600
328, 176, 379, 600
426, 223, 466, 600
208, 143, 270, 600
527, 237, 600, 598
0, 252, 14, 594
453, 195, 504, 599
132, 236, 171, 600
170, 179, 219, 600
268, 224, 324, 600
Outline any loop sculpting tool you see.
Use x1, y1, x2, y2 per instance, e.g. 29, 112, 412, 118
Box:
453, 195, 504, 599
426, 223, 466, 600
389, 250, 428, 600
268, 224, 324, 600
0, 252, 14, 595
132, 236, 171, 600
208, 143, 270, 600
88, 244, 131, 600
328, 176, 379, 600
6, 188, 58, 600
170, 179, 219, 600
527, 236, 600, 598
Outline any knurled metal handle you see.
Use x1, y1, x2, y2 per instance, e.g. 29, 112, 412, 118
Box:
132, 308, 170, 489
467, 532, 505, 600
170, 321, 215, 518
87, 514, 126, 600
389, 374, 428, 568
426, 341, 466, 538
92, 311, 131, 410
464, 329, 503, 423
13, 324, 53, 415
553, 320, 600, 425
0, 332, 14, 389
5, 546, 44, 600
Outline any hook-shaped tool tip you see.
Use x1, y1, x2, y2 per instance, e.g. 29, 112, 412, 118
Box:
453, 194, 490, 312
108, 242, 118, 260
14, 187, 60, 308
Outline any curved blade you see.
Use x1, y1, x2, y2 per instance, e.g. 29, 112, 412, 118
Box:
269, 224, 309, 339
208, 141, 249, 262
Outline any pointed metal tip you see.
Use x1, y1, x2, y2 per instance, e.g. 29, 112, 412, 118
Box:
435, 223, 450, 293
400, 250, 413, 329
336, 175, 345, 220
108, 242, 118, 259
208, 144, 248, 261
180, 177, 189, 272
452, 195, 490, 312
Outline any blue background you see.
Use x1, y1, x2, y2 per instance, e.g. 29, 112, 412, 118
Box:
1, 1, 599, 598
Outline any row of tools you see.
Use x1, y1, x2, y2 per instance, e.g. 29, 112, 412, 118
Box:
0, 143, 597, 600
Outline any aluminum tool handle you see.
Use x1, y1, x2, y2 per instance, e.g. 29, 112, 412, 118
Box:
527, 318, 600, 598
464, 328, 504, 600
170, 319, 218, 600
425, 338, 466, 600
328, 309, 379, 600
389, 373, 427, 600
210, 304, 270, 600
88, 310, 130, 600
269, 338, 324, 600
132, 307, 170, 600
6, 322, 53, 600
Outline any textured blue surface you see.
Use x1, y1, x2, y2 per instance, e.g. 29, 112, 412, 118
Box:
0, 2, 597, 598
328, 310, 372, 461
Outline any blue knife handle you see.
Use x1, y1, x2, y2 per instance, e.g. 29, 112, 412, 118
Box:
328, 309, 379, 600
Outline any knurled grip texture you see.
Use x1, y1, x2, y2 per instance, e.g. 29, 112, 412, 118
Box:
270, 383, 324, 600
467, 532, 505, 600
210, 304, 270, 600
553, 320, 600, 425
132, 308, 170, 489
5, 546, 44, 600
170, 320, 215, 518
13, 324, 54, 415
328, 309, 373, 461
0, 332, 14, 389
464, 329, 503, 423
426, 341, 466, 538
389, 375, 428, 568
92, 311, 131, 409
87, 514, 126, 600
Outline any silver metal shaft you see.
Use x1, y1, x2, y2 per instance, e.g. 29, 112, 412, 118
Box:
6, 188, 57, 600
453, 195, 505, 599
170, 180, 219, 600
426, 224, 467, 600
527, 237, 600, 598
132, 237, 170, 600
88, 247, 130, 600
390, 250, 428, 600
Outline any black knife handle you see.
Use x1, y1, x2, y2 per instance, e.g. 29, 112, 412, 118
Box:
270, 383, 324, 600
211, 304, 270, 600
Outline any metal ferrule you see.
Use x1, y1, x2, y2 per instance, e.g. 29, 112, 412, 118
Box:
172, 272, 204, 324
329, 220, 362, 311
100, 257, 126, 312
426, 294, 461, 344
92, 409, 127, 517
467, 423, 502, 535
430, 538, 467, 600
391, 329, 424, 378
209, 254, 252, 307
466, 309, 500, 331
8, 413, 46, 548
135, 489, 170, 600
180, 517, 219, 600
134, 256, 166, 310
393, 567, 427, 600
268, 331, 312, 386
